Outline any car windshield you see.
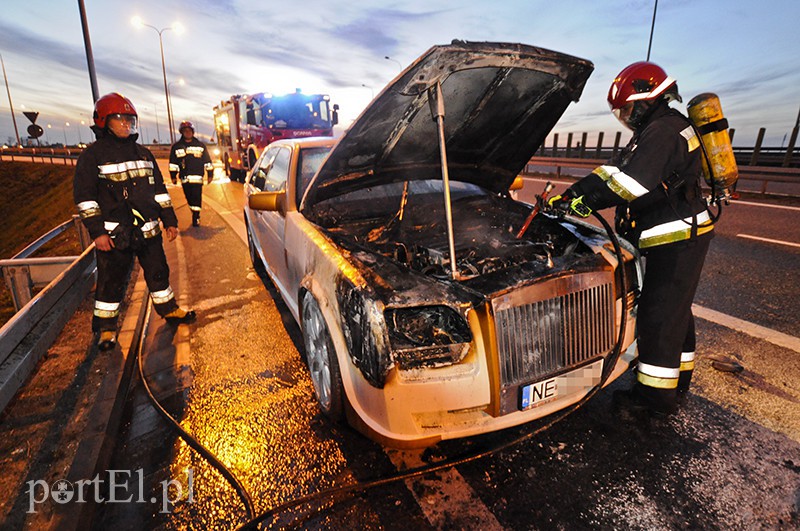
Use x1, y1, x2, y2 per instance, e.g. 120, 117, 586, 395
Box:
306, 179, 488, 226
263, 94, 330, 130
297, 147, 332, 206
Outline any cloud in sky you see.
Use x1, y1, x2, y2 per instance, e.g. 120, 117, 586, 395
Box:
1, 0, 798, 147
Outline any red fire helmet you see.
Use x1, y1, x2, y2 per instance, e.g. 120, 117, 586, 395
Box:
93, 93, 137, 129
607, 61, 680, 111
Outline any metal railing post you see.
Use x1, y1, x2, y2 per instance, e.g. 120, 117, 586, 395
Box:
2, 265, 33, 311
595, 131, 604, 159
72, 215, 92, 250
750, 128, 765, 166
782, 127, 798, 168
579, 132, 587, 158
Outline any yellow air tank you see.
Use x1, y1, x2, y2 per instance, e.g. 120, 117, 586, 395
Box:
687, 93, 738, 195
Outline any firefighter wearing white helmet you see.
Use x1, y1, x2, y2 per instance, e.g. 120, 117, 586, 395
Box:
73, 93, 196, 351
549, 62, 714, 416
169, 120, 213, 226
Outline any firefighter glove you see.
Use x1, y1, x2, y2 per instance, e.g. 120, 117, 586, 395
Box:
548, 194, 592, 218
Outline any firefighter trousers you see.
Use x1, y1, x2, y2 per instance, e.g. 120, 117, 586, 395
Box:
92, 234, 178, 332
634, 231, 713, 409
181, 182, 203, 214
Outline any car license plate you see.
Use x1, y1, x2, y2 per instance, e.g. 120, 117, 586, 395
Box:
520, 359, 604, 410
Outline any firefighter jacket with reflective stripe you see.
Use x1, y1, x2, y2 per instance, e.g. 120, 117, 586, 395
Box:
74, 133, 177, 240
570, 103, 713, 249
169, 137, 213, 184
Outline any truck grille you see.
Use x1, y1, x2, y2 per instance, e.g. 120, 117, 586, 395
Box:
493, 273, 615, 388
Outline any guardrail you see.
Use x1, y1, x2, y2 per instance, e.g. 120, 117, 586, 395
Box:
0, 217, 95, 413
524, 156, 800, 196
0, 144, 190, 164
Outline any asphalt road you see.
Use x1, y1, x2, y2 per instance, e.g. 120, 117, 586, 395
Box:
96, 172, 800, 530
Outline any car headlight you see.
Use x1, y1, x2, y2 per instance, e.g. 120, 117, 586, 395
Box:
385, 305, 472, 369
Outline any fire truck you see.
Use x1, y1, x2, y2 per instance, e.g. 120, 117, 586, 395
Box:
213, 89, 339, 181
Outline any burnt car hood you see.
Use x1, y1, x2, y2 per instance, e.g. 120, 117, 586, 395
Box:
302, 40, 593, 207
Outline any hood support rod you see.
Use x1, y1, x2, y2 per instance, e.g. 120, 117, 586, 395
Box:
430, 81, 461, 281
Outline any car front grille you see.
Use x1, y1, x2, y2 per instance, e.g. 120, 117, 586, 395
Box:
492, 272, 615, 390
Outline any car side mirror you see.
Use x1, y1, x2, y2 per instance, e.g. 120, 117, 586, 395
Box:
509, 175, 524, 191
249, 190, 286, 213
331, 103, 339, 126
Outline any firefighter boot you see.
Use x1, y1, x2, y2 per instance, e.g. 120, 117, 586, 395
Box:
613, 383, 678, 419
97, 330, 117, 351
192, 211, 200, 227
165, 307, 197, 325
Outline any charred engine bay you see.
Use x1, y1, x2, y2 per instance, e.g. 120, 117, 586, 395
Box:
318, 190, 598, 285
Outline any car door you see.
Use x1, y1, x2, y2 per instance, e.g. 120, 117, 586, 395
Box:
254, 145, 293, 297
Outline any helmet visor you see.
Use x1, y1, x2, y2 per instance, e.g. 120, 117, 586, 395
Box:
612, 103, 635, 130
107, 113, 138, 137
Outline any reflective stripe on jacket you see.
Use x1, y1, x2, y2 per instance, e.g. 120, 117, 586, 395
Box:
73, 133, 177, 240
169, 138, 213, 182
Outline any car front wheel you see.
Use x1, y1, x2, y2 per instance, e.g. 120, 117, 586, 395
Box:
302, 292, 344, 421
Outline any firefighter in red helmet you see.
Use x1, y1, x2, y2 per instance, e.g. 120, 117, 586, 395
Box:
74, 93, 196, 351
550, 62, 714, 416
169, 120, 213, 226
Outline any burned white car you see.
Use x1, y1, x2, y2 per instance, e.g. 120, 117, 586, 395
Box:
245, 41, 641, 447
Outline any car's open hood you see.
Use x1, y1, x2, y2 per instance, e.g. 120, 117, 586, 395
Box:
302, 40, 593, 207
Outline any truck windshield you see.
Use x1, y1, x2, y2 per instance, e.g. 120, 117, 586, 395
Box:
262, 94, 330, 130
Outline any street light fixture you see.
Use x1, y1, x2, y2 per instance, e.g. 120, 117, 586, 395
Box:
131, 16, 184, 144
384, 56, 401, 67
63, 122, 69, 146
361, 83, 374, 99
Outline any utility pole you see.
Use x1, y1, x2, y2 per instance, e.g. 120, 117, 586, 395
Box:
646, 0, 658, 61
78, 0, 100, 102
1, 54, 21, 146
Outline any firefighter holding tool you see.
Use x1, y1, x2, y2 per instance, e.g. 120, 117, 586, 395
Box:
549, 62, 717, 416
74, 93, 196, 351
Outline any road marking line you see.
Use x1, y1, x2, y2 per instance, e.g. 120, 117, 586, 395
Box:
203, 195, 248, 243
736, 234, 800, 249
386, 450, 504, 530
693, 304, 800, 354
732, 200, 800, 212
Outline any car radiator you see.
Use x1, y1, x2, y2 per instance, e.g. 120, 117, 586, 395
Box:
492, 271, 615, 397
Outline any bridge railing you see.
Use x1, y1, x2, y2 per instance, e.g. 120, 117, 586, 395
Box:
0, 217, 96, 413
524, 156, 800, 196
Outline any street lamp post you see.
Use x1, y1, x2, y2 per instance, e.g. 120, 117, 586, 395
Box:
132, 17, 183, 144
168, 78, 185, 136
646, 0, 658, 61
153, 103, 162, 144
63, 122, 69, 146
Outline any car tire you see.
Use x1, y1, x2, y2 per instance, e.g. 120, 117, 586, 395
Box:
246, 218, 267, 276
302, 292, 344, 422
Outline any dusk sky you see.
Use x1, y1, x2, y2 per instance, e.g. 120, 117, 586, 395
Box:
1, 1, 798, 148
